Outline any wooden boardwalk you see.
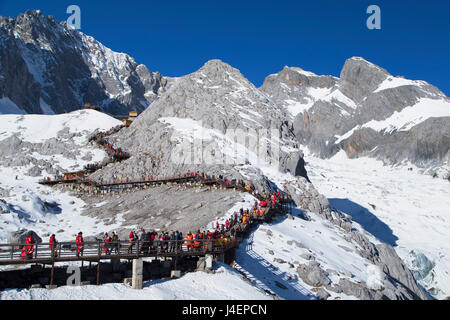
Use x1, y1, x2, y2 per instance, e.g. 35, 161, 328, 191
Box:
0, 195, 292, 288
0, 200, 290, 268
0, 239, 237, 266
22, 126, 296, 287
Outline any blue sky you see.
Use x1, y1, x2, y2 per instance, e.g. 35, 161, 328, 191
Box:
1, 0, 449, 95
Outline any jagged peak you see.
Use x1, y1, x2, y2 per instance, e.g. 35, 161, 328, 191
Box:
198, 59, 241, 75
282, 66, 318, 77
15, 9, 51, 25
342, 57, 390, 76
187, 58, 255, 90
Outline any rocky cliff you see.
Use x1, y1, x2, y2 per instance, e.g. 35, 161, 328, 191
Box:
0, 10, 167, 115
261, 57, 450, 177
91, 59, 315, 199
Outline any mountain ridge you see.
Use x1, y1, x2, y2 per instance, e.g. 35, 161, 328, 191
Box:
261, 56, 450, 177
0, 10, 167, 115
0, 11, 448, 177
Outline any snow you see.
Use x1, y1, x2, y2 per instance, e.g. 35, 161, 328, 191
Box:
349, 57, 379, 69
0, 264, 272, 300
20, 47, 48, 86
284, 87, 357, 118
159, 117, 283, 168
81, 34, 132, 73
334, 126, 360, 144
327, 89, 357, 109
0, 110, 124, 243
0, 109, 122, 144
234, 212, 369, 300
362, 98, 450, 133
290, 67, 317, 77
284, 99, 315, 118
334, 98, 450, 143
0, 98, 26, 115
39, 98, 55, 115
366, 265, 384, 290
0, 108, 447, 300
309, 87, 357, 110
374, 76, 429, 93
308, 87, 332, 100
304, 149, 450, 299
0, 165, 122, 244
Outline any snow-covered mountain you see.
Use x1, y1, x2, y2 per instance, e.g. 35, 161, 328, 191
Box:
0, 11, 448, 300
92, 59, 309, 190
1, 10, 448, 177
304, 150, 450, 300
0, 58, 446, 302
0, 10, 167, 115
261, 57, 450, 178
0, 109, 435, 301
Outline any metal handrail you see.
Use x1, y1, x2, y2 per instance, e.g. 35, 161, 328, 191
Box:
0, 238, 239, 263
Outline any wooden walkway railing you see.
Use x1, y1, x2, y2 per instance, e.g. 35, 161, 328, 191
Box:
0, 198, 294, 288
0, 238, 238, 266
38, 174, 269, 202
0, 199, 292, 267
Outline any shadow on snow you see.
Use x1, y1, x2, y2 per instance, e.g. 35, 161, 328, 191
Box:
329, 198, 399, 247
234, 217, 316, 300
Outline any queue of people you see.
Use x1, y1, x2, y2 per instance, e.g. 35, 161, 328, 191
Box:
29, 170, 286, 260
97, 138, 130, 161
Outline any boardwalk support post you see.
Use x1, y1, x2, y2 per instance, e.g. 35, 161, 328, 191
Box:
96, 261, 101, 285
132, 258, 143, 289
205, 254, 213, 271
50, 260, 55, 286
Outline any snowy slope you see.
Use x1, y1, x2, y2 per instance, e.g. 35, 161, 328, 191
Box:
0, 109, 122, 143
0, 110, 124, 243
234, 215, 376, 301
0, 108, 436, 300
359, 98, 450, 134
262, 57, 450, 175
0, 98, 26, 115
0, 264, 272, 300
304, 149, 450, 299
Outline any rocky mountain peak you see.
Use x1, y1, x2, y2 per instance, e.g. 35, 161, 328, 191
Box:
103, 58, 309, 188
200, 59, 235, 72
0, 11, 167, 115
193, 59, 253, 88
339, 57, 390, 102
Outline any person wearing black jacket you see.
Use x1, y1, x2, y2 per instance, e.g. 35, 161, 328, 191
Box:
142, 232, 151, 254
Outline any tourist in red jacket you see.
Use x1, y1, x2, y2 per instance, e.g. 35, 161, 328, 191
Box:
20, 233, 35, 260
76, 232, 84, 257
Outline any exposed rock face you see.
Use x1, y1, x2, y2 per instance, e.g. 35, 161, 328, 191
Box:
76, 184, 249, 237
291, 198, 430, 300
374, 244, 428, 300
339, 57, 390, 103
328, 278, 383, 300
7, 229, 42, 244
296, 261, 331, 287
92, 59, 311, 195
312, 287, 331, 300
283, 177, 330, 215
0, 13, 437, 300
0, 10, 167, 115
261, 57, 450, 177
